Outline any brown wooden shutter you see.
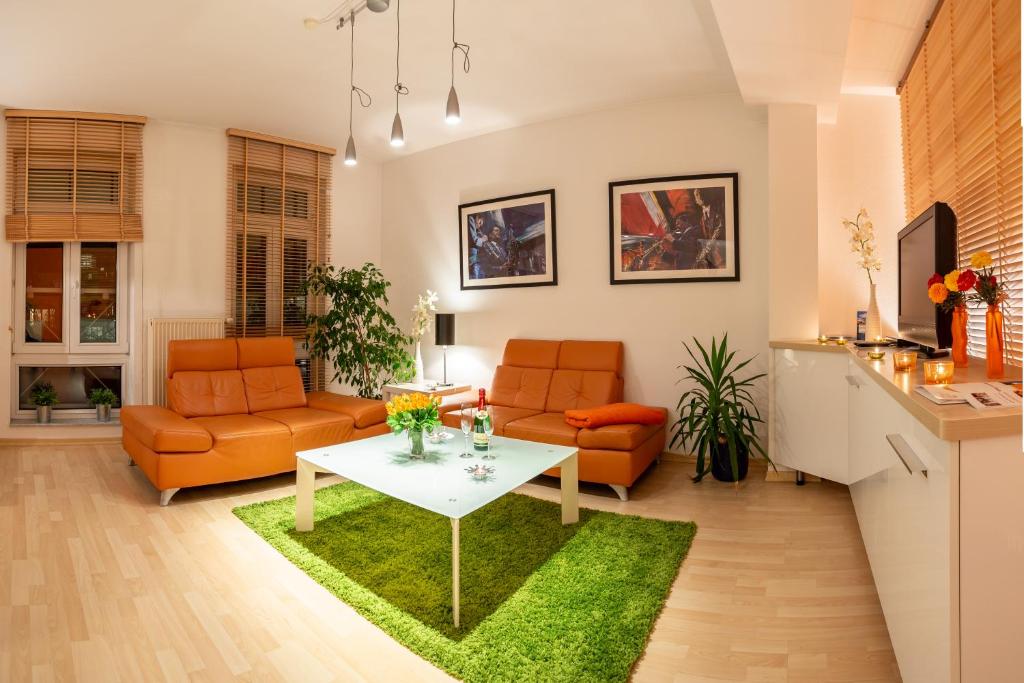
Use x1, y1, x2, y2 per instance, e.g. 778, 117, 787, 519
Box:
225, 129, 333, 389
900, 0, 1022, 364
4, 110, 146, 242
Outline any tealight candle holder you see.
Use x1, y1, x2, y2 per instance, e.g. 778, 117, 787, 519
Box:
836, 336, 847, 346
867, 347, 885, 361
923, 359, 954, 385
893, 350, 918, 372
817, 334, 829, 345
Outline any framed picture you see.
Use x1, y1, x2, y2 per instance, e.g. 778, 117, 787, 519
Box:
459, 189, 557, 290
609, 173, 739, 284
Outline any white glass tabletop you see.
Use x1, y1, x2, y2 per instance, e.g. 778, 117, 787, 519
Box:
296, 427, 578, 519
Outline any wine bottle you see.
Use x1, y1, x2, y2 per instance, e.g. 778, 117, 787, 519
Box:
473, 388, 490, 451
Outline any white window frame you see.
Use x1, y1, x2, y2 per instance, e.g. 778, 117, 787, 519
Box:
14, 242, 129, 355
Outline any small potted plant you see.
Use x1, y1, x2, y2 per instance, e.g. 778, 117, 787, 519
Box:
670, 334, 772, 482
385, 392, 442, 458
30, 382, 59, 424
89, 387, 119, 423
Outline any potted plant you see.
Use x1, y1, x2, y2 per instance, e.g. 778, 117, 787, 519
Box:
670, 334, 772, 482
409, 289, 439, 383
30, 382, 59, 424
385, 392, 442, 458
89, 387, 118, 422
303, 262, 415, 399
841, 209, 882, 340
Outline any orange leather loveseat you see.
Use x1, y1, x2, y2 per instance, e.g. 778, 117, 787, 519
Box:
441, 339, 665, 500
121, 337, 388, 505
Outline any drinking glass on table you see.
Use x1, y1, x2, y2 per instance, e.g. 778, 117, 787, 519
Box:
481, 405, 496, 460
459, 404, 474, 458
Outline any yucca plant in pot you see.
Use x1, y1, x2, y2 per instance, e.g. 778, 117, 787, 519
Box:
670, 334, 772, 482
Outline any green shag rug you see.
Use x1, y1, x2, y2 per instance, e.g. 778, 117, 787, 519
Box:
233, 482, 695, 682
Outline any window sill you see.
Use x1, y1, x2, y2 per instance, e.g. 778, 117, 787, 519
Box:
10, 417, 121, 428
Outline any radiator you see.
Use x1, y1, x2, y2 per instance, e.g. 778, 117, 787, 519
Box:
146, 318, 225, 406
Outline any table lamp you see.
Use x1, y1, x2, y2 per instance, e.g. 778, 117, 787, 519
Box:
435, 313, 455, 387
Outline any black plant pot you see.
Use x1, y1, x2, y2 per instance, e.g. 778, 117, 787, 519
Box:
711, 440, 749, 482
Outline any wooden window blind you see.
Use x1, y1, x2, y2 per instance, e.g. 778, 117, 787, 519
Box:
225, 129, 333, 390
4, 110, 146, 242
899, 0, 1022, 363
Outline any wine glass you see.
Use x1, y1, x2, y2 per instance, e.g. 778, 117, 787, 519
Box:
481, 405, 496, 460
459, 404, 474, 458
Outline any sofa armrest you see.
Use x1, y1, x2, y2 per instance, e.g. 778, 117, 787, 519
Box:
577, 421, 665, 451
306, 391, 387, 428
121, 405, 213, 453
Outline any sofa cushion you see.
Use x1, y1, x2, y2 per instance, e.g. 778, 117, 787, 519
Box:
441, 405, 541, 436
121, 405, 213, 453
255, 408, 355, 451
167, 370, 249, 417
241, 366, 307, 412
577, 422, 664, 451
490, 366, 553, 411
502, 339, 561, 368
306, 392, 387, 428
557, 340, 623, 374
504, 412, 580, 447
545, 369, 620, 413
237, 337, 296, 369
189, 414, 292, 459
166, 338, 238, 378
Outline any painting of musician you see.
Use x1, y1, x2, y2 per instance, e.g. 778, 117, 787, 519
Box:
609, 173, 739, 284
459, 189, 557, 290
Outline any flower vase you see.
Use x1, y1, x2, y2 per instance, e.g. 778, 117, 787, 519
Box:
951, 305, 969, 368
985, 304, 1005, 379
408, 428, 425, 458
413, 342, 424, 383
865, 283, 881, 341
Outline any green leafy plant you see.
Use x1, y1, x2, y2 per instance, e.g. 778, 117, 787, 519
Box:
384, 392, 442, 434
303, 262, 415, 399
669, 334, 772, 482
88, 387, 118, 407
30, 382, 59, 407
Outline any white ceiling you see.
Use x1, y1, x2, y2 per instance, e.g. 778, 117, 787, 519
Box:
842, 0, 938, 94
0, 0, 738, 162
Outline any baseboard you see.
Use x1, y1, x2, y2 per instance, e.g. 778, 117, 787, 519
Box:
0, 437, 122, 446
764, 469, 821, 483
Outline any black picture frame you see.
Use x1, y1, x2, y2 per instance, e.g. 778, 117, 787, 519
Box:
458, 189, 557, 290
608, 172, 740, 285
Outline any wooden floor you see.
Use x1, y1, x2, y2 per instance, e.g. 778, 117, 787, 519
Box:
0, 444, 901, 682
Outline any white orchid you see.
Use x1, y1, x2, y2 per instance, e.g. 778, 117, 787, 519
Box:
842, 209, 881, 285
410, 289, 439, 342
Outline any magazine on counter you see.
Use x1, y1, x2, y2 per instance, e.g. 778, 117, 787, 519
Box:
916, 382, 1023, 410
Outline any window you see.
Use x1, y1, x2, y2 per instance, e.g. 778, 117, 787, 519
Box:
225, 129, 332, 390
899, 0, 1021, 363
4, 110, 146, 242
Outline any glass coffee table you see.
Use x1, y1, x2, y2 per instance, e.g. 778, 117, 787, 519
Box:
295, 427, 579, 627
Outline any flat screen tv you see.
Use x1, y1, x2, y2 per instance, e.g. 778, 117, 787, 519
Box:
897, 202, 957, 352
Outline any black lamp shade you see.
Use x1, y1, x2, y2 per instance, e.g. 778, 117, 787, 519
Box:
435, 313, 455, 346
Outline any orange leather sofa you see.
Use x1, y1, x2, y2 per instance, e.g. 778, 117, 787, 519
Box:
441, 339, 665, 500
121, 337, 388, 505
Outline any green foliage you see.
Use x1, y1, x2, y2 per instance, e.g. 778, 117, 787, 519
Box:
303, 263, 414, 399
88, 387, 118, 407
384, 398, 441, 434
233, 481, 696, 682
30, 382, 59, 407
669, 334, 772, 482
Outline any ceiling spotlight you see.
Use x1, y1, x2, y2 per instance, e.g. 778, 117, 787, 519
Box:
390, 113, 405, 147
303, 17, 319, 29
366, 0, 390, 12
445, 86, 461, 125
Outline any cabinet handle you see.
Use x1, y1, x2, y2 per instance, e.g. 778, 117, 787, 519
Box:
845, 374, 861, 388
885, 434, 928, 477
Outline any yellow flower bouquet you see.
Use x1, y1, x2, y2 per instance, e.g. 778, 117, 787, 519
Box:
385, 392, 442, 457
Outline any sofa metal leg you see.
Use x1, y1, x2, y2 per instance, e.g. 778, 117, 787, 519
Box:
610, 484, 629, 502
128, 456, 136, 466
159, 488, 181, 506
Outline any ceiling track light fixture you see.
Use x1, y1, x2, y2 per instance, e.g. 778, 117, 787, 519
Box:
446, 0, 471, 125
303, 0, 389, 30
344, 12, 372, 166
390, 0, 408, 148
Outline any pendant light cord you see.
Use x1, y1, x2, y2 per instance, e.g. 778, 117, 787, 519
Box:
348, 13, 371, 137
394, 0, 409, 104
450, 0, 471, 85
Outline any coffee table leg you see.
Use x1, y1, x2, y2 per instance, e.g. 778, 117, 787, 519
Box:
561, 451, 579, 525
296, 458, 316, 532
451, 517, 460, 628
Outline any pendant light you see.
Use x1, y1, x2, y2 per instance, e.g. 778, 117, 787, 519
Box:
390, 0, 408, 147
344, 12, 365, 166
446, 0, 471, 125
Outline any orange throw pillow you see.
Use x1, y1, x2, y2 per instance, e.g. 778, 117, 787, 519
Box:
564, 403, 666, 429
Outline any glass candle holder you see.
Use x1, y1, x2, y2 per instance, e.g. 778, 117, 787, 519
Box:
867, 347, 885, 361
893, 350, 918, 372
817, 334, 829, 345
836, 336, 847, 346
923, 359, 955, 385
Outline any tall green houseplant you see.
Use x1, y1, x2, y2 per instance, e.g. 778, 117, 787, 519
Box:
303, 263, 414, 399
670, 334, 772, 482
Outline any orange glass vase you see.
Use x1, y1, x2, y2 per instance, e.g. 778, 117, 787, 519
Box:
951, 305, 969, 368
985, 304, 1005, 379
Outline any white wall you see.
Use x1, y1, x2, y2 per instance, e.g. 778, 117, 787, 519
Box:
817, 94, 905, 336
380, 94, 770, 417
